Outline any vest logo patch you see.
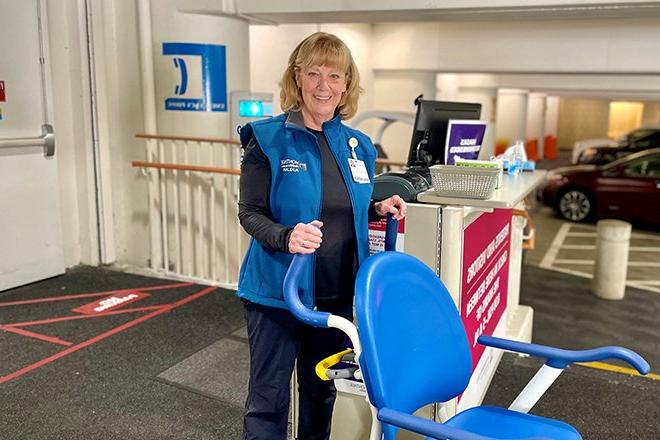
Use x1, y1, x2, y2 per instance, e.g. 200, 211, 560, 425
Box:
281, 159, 307, 172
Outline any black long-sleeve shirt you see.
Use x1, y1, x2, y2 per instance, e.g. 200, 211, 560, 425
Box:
238, 130, 380, 304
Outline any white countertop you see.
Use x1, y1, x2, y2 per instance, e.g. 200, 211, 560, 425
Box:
416, 170, 547, 209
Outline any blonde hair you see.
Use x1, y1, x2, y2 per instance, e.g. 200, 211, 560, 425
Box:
280, 32, 362, 120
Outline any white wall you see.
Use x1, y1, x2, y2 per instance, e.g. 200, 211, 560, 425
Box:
54, 0, 252, 268
34, 2, 660, 273
249, 23, 374, 118
526, 93, 547, 156
456, 87, 497, 159
46, 0, 99, 267
557, 98, 610, 148
249, 24, 318, 113
495, 88, 529, 146
372, 19, 660, 74
642, 102, 660, 125
372, 71, 436, 163
152, 1, 250, 137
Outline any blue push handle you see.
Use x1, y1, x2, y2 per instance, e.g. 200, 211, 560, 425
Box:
478, 335, 651, 373
384, 213, 399, 252
283, 214, 399, 328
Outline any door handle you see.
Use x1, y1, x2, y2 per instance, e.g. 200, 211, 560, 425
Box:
0, 124, 55, 157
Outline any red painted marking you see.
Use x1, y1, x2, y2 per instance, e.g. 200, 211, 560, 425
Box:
72, 291, 150, 315
0, 325, 72, 347
0, 282, 193, 307
0, 81, 5, 102
0, 286, 217, 384
7, 305, 166, 328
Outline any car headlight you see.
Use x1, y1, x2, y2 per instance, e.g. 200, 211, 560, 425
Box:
582, 148, 597, 157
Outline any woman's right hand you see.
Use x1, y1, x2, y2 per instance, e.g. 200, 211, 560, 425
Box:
288, 220, 323, 254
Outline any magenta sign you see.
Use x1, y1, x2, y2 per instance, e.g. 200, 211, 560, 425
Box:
461, 208, 512, 370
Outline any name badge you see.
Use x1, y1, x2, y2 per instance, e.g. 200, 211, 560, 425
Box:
348, 158, 370, 184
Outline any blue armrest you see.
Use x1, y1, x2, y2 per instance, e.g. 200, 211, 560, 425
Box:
283, 214, 399, 328
283, 253, 330, 328
378, 408, 550, 440
478, 335, 650, 373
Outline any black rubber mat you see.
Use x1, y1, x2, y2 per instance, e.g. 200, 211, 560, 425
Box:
0, 266, 246, 440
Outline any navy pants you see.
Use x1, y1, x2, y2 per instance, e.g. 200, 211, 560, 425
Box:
242, 299, 352, 440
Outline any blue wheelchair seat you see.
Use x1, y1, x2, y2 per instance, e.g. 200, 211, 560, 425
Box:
354, 251, 648, 440
443, 406, 580, 439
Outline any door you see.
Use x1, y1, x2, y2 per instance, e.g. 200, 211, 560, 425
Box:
0, 0, 65, 291
596, 154, 660, 222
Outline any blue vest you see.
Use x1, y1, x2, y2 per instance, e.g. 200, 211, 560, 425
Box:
237, 112, 377, 309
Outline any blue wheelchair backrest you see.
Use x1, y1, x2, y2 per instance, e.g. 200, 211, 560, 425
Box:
355, 251, 473, 417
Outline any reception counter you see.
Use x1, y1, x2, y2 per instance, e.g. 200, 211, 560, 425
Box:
302, 171, 548, 440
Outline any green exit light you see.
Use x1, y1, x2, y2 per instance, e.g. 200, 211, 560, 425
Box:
239, 100, 264, 117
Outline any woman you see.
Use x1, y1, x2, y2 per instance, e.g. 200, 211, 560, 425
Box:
237, 32, 406, 440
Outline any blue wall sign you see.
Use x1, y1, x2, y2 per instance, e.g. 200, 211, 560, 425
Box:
162, 42, 227, 112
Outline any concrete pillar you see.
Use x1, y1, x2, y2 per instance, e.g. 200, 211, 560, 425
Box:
373, 71, 437, 163
495, 88, 528, 149
436, 73, 460, 101
457, 87, 497, 160
592, 220, 632, 300
544, 96, 560, 140
526, 93, 546, 159
544, 96, 560, 159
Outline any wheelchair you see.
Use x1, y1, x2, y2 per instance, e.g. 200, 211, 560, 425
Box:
283, 216, 650, 440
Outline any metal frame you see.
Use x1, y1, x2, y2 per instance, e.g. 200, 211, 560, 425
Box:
0, 124, 55, 157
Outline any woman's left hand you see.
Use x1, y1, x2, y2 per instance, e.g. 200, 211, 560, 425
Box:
374, 195, 406, 220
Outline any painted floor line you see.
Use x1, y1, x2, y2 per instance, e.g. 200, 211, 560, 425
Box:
0, 285, 218, 385
0, 282, 194, 307
553, 259, 594, 265
0, 325, 73, 347
627, 282, 660, 294
565, 232, 597, 237
560, 245, 660, 252
538, 223, 660, 294
628, 280, 660, 285
539, 222, 572, 269
575, 361, 659, 380
553, 260, 660, 267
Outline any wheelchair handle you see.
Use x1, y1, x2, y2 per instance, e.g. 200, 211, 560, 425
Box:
283, 213, 398, 328
384, 213, 399, 252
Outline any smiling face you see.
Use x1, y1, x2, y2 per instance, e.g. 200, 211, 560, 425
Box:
296, 64, 347, 128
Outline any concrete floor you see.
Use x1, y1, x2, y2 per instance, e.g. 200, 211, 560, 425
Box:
0, 150, 658, 439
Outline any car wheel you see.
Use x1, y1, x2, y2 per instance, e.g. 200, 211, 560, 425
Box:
558, 189, 593, 222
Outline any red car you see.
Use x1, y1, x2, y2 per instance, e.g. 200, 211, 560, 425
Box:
541, 148, 660, 223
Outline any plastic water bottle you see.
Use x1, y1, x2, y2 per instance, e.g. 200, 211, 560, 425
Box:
508, 140, 526, 175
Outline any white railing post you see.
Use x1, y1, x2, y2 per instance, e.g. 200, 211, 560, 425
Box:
171, 140, 181, 274
134, 134, 244, 289
158, 140, 169, 271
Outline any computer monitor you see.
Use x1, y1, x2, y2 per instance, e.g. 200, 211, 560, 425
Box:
406, 98, 482, 167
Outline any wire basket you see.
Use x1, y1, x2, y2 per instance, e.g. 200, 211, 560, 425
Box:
429, 165, 499, 199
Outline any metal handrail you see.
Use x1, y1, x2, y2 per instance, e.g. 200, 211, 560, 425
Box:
0, 124, 55, 157
132, 160, 241, 175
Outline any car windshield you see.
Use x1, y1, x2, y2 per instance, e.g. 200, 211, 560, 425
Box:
605, 149, 660, 170
622, 155, 660, 177
630, 129, 658, 142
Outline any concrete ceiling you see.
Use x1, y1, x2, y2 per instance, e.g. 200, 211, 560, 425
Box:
180, 1, 660, 24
